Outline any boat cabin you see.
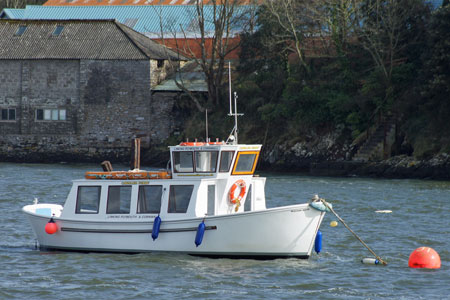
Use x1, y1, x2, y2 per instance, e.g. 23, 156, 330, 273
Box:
59, 143, 266, 222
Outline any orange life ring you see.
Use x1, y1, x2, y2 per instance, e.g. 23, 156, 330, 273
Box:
229, 179, 246, 204
179, 142, 206, 146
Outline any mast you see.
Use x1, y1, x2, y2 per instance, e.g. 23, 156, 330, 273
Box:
228, 61, 232, 116
234, 92, 238, 144
205, 109, 209, 143
227, 63, 243, 145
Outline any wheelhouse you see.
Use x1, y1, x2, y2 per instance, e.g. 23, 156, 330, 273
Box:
170, 144, 261, 179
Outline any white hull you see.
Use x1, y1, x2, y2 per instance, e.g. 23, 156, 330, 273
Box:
23, 203, 324, 258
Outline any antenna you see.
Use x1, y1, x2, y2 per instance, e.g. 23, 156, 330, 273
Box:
228, 61, 232, 115
226, 62, 244, 145
205, 109, 209, 143
234, 92, 239, 144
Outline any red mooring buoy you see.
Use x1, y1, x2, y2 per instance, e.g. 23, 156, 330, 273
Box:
45, 219, 58, 235
408, 247, 441, 269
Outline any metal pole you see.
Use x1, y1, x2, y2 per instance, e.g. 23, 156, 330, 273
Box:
229, 62, 232, 115
205, 109, 209, 143
234, 92, 238, 144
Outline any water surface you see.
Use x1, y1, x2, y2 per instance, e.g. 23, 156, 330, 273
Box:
0, 163, 448, 299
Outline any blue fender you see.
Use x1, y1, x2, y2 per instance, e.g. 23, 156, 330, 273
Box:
195, 221, 206, 247
315, 230, 322, 254
152, 215, 161, 241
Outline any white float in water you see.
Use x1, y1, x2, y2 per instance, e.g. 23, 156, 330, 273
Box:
375, 210, 392, 213
362, 258, 380, 265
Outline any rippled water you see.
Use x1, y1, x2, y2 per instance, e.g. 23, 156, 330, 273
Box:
0, 163, 449, 299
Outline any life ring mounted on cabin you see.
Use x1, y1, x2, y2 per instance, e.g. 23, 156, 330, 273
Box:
229, 179, 246, 211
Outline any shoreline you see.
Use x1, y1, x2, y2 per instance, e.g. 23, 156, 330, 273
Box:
1, 153, 449, 180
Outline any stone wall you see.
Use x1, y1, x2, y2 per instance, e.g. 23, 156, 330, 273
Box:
79, 59, 153, 147
0, 59, 79, 136
149, 92, 179, 143
0, 135, 131, 163
0, 58, 178, 162
0, 60, 22, 135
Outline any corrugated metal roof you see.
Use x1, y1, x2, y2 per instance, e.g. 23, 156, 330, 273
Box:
3, 5, 255, 37
0, 9, 26, 19
42, 0, 255, 6
0, 19, 181, 60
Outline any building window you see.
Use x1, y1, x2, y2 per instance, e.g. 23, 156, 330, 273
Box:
1, 108, 16, 121
36, 109, 66, 121
52, 25, 64, 36
157, 60, 164, 68
15, 25, 27, 36
123, 18, 138, 29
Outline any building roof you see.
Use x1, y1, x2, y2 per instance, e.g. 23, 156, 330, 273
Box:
0, 9, 25, 19
0, 19, 182, 60
155, 36, 241, 59
0, 5, 255, 38
41, 0, 255, 6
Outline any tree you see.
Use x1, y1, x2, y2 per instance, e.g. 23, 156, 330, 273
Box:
0, 0, 45, 10
354, 0, 431, 104
420, 4, 450, 132
157, 0, 257, 111
261, 0, 325, 73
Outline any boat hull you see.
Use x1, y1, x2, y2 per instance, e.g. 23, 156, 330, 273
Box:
23, 203, 324, 258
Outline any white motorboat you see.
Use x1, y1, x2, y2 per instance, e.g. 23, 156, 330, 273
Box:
22, 96, 328, 259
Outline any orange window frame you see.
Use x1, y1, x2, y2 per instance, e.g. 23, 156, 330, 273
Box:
231, 151, 260, 175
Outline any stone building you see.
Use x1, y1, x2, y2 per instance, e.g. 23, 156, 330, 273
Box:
0, 19, 184, 162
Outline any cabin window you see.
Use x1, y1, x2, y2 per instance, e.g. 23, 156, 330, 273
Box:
173, 151, 194, 173
107, 186, 132, 214
244, 184, 252, 212
219, 151, 235, 172
195, 151, 218, 172
76, 186, 101, 214
137, 185, 162, 214
207, 185, 215, 216
232, 151, 260, 175
168, 185, 194, 213
1, 108, 16, 121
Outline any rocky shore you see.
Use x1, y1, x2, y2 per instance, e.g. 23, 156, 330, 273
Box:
260, 138, 450, 180
308, 155, 450, 180
1, 135, 449, 180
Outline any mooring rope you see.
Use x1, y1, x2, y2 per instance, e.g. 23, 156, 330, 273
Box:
320, 198, 388, 265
